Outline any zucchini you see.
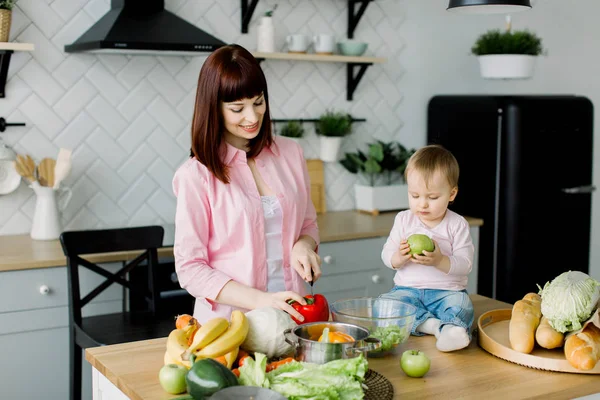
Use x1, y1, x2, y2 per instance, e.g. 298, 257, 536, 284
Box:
185, 358, 238, 399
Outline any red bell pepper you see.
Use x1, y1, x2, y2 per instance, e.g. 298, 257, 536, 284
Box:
288, 294, 330, 324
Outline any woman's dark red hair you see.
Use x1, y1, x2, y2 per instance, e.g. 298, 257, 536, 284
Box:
190, 44, 273, 184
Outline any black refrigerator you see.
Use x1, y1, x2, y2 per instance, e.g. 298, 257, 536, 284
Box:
427, 95, 595, 303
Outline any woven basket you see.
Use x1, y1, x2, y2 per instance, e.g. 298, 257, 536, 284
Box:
0, 10, 11, 42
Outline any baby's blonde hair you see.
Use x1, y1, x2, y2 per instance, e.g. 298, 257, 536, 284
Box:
404, 145, 459, 188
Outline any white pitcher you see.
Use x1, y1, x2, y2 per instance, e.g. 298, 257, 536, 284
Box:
30, 181, 72, 241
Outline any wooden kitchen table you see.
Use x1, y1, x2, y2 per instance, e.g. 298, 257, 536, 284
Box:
86, 295, 599, 400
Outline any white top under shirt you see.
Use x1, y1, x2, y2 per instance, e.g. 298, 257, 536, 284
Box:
381, 209, 474, 291
261, 195, 286, 292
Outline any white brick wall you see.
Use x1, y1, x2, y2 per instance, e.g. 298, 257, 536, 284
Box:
0, 0, 406, 234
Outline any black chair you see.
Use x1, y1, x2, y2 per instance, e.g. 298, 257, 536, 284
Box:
60, 226, 176, 400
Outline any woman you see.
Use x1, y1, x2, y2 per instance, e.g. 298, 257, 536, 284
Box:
173, 44, 321, 323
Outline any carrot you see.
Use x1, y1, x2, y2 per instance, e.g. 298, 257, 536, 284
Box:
175, 314, 194, 330
266, 357, 295, 372
236, 349, 250, 368
212, 356, 228, 367
232, 368, 240, 377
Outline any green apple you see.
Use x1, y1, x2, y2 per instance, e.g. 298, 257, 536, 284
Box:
400, 349, 431, 378
159, 364, 188, 394
407, 234, 434, 256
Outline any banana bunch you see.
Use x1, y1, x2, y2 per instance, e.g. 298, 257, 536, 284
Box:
164, 310, 249, 370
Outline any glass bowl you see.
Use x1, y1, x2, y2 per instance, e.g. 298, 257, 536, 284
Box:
330, 297, 416, 357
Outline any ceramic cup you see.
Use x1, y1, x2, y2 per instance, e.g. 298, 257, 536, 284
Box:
286, 34, 311, 53
313, 34, 335, 55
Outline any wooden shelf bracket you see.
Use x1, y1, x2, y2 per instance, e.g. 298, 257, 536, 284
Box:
347, 63, 371, 101
241, 0, 260, 34
348, 0, 373, 39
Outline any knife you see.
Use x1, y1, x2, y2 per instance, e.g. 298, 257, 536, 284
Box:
309, 269, 314, 296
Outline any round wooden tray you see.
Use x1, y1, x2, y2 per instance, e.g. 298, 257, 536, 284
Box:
477, 309, 600, 374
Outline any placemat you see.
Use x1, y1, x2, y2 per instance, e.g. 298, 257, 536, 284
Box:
364, 369, 394, 400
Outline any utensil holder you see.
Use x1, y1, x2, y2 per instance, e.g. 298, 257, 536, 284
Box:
30, 181, 72, 241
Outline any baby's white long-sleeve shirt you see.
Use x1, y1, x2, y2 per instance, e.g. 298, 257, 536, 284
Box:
381, 209, 474, 291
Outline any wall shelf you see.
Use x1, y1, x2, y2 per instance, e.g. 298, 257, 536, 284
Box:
252, 52, 386, 101
272, 118, 366, 124
0, 42, 35, 98
241, 0, 374, 39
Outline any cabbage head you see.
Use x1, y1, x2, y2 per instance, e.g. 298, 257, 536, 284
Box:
538, 271, 600, 333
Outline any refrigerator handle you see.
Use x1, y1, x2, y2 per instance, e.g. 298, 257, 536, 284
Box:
561, 185, 597, 194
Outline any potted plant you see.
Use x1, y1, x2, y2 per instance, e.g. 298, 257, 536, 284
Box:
471, 22, 544, 79
316, 110, 353, 162
340, 140, 415, 215
0, 0, 14, 42
279, 120, 305, 143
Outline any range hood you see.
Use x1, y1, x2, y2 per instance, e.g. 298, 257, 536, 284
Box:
64, 0, 226, 56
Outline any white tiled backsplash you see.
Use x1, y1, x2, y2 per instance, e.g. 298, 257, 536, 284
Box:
0, 0, 406, 235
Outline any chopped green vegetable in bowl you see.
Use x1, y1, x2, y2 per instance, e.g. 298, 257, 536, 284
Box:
330, 297, 416, 357
368, 325, 409, 354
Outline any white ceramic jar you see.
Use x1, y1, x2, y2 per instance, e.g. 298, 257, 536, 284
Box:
257, 16, 275, 53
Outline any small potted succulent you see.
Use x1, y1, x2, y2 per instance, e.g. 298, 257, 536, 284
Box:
340, 140, 415, 215
0, 0, 14, 42
316, 110, 353, 162
471, 21, 544, 79
279, 120, 305, 143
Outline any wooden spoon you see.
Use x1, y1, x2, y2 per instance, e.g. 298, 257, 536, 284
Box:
14, 154, 36, 183
37, 158, 56, 187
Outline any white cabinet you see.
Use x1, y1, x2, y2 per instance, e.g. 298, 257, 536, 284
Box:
0, 263, 124, 400
312, 237, 394, 303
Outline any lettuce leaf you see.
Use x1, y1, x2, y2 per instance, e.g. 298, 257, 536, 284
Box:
238, 352, 270, 388
240, 353, 368, 399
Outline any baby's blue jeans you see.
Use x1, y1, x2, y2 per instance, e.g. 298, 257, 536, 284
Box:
381, 286, 474, 338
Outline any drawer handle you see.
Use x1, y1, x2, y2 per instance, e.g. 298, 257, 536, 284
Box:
323, 255, 334, 264
39, 285, 50, 295
170, 272, 179, 284
371, 275, 381, 284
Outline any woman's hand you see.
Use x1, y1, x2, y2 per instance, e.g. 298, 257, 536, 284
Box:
291, 238, 321, 284
391, 239, 412, 269
255, 291, 307, 322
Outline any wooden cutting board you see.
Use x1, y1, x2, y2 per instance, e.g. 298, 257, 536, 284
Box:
306, 159, 326, 214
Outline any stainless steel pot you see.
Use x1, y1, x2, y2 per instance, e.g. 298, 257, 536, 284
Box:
283, 321, 381, 364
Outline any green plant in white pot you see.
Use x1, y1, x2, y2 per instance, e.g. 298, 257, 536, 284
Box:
472, 21, 544, 79
316, 110, 353, 162
340, 140, 415, 215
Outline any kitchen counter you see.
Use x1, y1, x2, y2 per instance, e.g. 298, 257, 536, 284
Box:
0, 210, 483, 272
85, 294, 599, 400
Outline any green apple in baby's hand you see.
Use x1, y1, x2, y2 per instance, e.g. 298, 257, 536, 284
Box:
400, 349, 431, 378
407, 234, 435, 256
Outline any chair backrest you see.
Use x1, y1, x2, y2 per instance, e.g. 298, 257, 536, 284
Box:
60, 226, 165, 325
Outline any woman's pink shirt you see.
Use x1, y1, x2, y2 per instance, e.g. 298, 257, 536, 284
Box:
172, 136, 319, 322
